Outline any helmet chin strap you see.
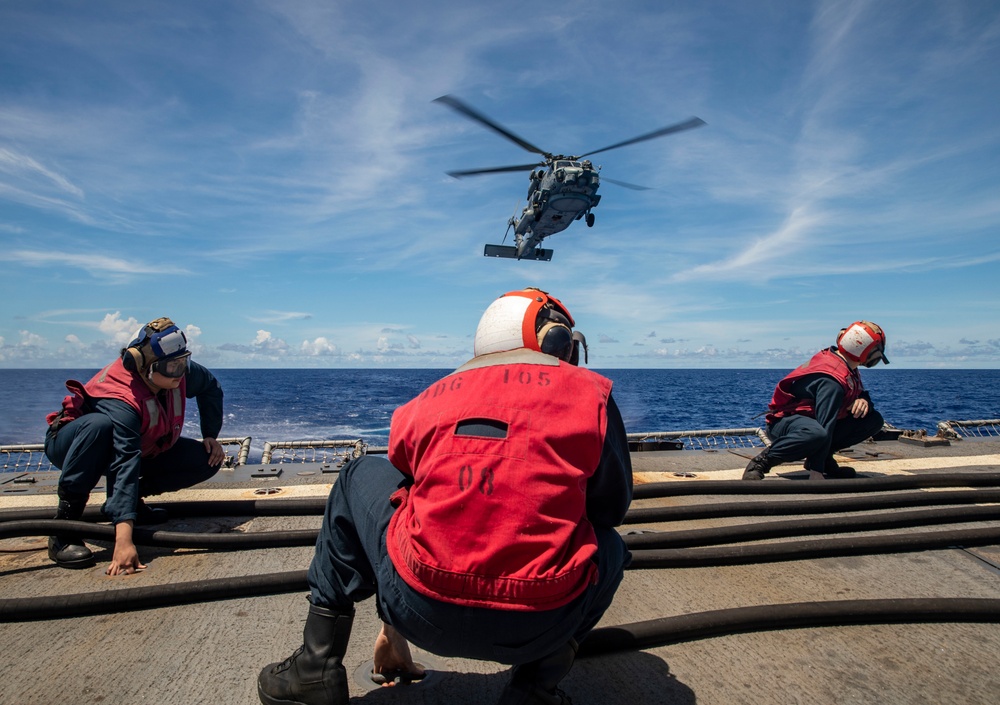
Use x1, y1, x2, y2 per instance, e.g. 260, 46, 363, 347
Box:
142, 365, 163, 393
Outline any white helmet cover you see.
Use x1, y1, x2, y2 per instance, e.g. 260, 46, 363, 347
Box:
837, 321, 889, 367
473, 288, 575, 358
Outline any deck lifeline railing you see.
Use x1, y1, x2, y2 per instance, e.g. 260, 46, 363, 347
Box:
0, 444, 51, 472
260, 439, 367, 465
5, 419, 999, 473
937, 419, 1000, 439
0, 437, 253, 473
628, 427, 771, 451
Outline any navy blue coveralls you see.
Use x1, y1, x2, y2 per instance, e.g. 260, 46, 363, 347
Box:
44, 361, 224, 524
766, 373, 884, 471
305, 394, 633, 665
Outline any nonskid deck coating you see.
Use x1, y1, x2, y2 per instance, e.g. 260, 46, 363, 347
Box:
2, 437, 1000, 705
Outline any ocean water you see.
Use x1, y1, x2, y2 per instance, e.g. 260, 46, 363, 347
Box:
2, 368, 997, 464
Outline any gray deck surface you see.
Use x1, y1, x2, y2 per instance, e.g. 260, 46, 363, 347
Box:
2, 437, 1000, 705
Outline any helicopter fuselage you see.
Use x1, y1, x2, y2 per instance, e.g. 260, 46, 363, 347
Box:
434, 94, 705, 261
511, 160, 602, 258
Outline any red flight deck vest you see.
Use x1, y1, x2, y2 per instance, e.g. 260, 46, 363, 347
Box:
386, 351, 613, 611
46, 359, 187, 458
766, 348, 863, 426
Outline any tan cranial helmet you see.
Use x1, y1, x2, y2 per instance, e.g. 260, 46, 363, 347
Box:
121, 317, 190, 376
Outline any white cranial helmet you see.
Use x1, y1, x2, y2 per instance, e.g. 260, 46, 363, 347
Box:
473, 288, 586, 364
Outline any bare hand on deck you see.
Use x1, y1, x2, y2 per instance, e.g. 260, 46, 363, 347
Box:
373, 622, 425, 686
204, 437, 225, 467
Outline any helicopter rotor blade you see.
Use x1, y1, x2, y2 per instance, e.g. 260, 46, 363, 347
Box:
578, 117, 706, 159
434, 95, 551, 157
600, 176, 652, 191
446, 162, 543, 178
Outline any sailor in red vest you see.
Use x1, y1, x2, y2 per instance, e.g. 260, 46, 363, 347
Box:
44, 317, 225, 573
743, 321, 888, 481
258, 288, 633, 705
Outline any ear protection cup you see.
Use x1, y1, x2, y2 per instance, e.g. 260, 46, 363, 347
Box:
536, 308, 575, 362
537, 320, 573, 361
121, 324, 152, 373
473, 288, 587, 364
121, 345, 146, 373
119, 318, 185, 375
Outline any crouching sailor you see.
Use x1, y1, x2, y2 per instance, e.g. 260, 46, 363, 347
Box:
744, 320, 889, 481
44, 317, 225, 574
257, 288, 633, 705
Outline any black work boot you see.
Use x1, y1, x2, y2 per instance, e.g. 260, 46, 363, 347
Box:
804, 456, 857, 480
48, 496, 95, 569
258, 602, 355, 705
497, 639, 578, 705
742, 452, 772, 481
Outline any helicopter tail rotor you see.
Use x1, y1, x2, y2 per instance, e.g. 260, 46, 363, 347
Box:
501, 198, 524, 245
502, 215, 514, 246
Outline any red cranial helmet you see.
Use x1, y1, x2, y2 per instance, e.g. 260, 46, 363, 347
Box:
837, 321, 889, 367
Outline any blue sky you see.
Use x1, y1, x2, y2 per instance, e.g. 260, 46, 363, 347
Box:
1, 0, 998, 369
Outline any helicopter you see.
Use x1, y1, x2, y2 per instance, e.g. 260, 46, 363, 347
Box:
435, 95, 705, 261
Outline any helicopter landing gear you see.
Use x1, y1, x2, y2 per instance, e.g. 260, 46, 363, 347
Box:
586, 212, 595, 227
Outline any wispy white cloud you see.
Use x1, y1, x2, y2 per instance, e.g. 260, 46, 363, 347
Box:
10, 250, 189, 279
248, 311, 314, 324
672, 205, 824, 282
0, 147, 83, 197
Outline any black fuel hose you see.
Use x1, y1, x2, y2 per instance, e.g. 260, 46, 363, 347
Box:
625, 488, 1000, 524
623, 504, 1000, 549
0, 520, 317, 548
632, 472, 1000, 499
627, 525, 1000, 568
4, 488, 1000, 528
0, 570, 308, 622
577, 598, 1000, 657
0, 497, 328, 524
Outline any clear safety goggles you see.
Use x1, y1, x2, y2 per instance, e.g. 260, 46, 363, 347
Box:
151, 352, 191, 378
